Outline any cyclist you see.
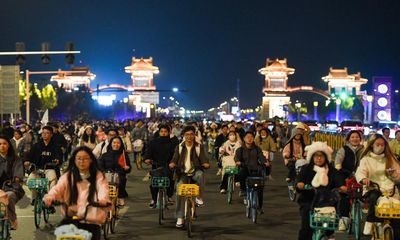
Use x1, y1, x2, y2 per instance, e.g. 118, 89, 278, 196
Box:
355, 133, 400, 236
255, 128, 277, 161
235, 131, 268, 210
44, 146, 111, 240
24, 125, 63, 207
389, 130, 400, 158
79, 125, 98, 150
92, 128, 118, 159
283, 128, 306, 183
215, 125, 229, 176
131, 119, 149, 170
144, 124, 177, 208
0, 135, 24, 230
169, 125, 210, 228
334, 130, 364, 231
219, 130, 242, 193
296, 141, 346, 240
98, 136, 131, 207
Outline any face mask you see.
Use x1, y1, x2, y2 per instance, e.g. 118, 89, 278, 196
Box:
373, 145, 385, 155
228, 135, 236, 141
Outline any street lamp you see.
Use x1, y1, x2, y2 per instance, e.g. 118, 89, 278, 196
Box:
313, 101, 318, 120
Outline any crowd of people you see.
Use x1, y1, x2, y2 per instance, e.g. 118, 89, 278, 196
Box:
0, 118, 399, 239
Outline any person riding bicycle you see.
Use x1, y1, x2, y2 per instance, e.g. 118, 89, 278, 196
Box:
24, 125, 63, 208
44, 146, 111, 240
283, 128, 306, 183
389, 130, 400, 159
235, 131, 269, 211
334, 130, 364, 231
355, 133, 400, 236
169, 125, 210, 228
219, 130, 241, 193
0, 135, 24, 230
296, 141, 346, 240
98, 136, 131, 207
144, 124, 178, 208
131, 119, 149, 170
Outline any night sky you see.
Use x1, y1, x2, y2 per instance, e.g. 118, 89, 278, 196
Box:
1, 0, 400, 110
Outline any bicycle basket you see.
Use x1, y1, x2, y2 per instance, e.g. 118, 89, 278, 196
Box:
246, 176, 264, 188
151, 177, 170, 188
375, 203, 400, 219
309, 210, 339, 231
178, 184, 199, 197
108, 185, 118, 199
224, 166, 239, 175
0, 202, 7, 219
27, 178, 49, 190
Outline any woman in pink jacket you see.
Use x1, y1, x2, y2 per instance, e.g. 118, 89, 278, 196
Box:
44, 146, 110, 240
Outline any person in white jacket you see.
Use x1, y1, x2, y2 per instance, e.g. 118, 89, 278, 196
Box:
355, 133, 400, 235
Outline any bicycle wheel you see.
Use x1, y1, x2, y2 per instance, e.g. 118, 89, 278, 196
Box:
110, 204, 118, 234
43, 206, 50, 223
227, 176, 233, 204
353, 202, 362, 240
158, 190, 164, 225
383, 226, 394, 240
251, 191, 258, 224
186, 199, 193, 238
34, 197, 42, 228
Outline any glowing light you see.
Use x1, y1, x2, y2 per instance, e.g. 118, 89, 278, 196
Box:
93, 94, 116, 106
340, 92, 348, 100
172, 87, 178, 92
377, 84, 388, 94
313, 101, 319, 107
366, 96, 373, 102
377, 110, 388, 120
377, 97, 388, 107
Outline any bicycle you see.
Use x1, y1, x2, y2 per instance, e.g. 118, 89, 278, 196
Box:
0, 185, 11, 240
224, 166, 239, 204
287, 159, 307, 202
27, 163, 57, 228
244, 168, 265, 224
104, 171, 120, 237
368, 182, 400, 240
178, 178, 200, 238
306, 185, 340, 240
56, 202, 112, 240
151, 175, 170, 225
345, 176, 364, 240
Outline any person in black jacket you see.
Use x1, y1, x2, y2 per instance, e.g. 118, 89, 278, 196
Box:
144, 124, 178, 208
25, 126, 63, 194
296, 142, 346, 240
235, 131, 268, 210
98, 136, 131, 206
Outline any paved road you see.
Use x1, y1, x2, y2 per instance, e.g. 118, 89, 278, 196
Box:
12, 152, 368, 240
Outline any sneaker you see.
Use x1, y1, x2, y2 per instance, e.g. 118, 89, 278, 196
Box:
195, 197, 204, 206
338, 218, 347, 231
149, 200, 156, 209
176, 218, 184, 228
10, 220, 18, 230
142, 172, 150, 182
216, 169, 222, 176
235, 182, 240, 187
220, 189, 226, 194
285, 178, 291, 182
363, 221, 372, 235
243, 198, 248, 205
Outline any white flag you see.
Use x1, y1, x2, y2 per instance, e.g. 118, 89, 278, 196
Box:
41, 109, 49, 125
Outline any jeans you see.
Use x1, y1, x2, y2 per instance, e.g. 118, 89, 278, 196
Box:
175, 170, 204, 219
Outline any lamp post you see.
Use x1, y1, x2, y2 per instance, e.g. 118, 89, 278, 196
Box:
295, 102, 301, 121
366, 95, 373, 123
313, 101, 318, 120
335, 99, 341, 122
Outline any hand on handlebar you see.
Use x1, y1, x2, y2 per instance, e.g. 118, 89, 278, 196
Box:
362, 178, 370, 187
235, 161, 241, 167
169, 162, 176, 169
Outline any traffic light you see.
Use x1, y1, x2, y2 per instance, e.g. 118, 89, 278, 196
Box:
15, 42, 26, 65
65, 42, 75, 65
41, 42, 50, 64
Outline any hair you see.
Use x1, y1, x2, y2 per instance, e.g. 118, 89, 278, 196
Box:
257, 128, 271, 143
105, 128, 118, 135
158, 124, 170, 132
66, 146, 102, 205
244, 131, 255, 138
42, 125, 54, 134
221, 124, 229, 130
285, 133, 306, 159
14, 129, 23, 137
345, 130, 362, 142
82, 127, 96, 143
395, 130, 400, 137
360, 133, 397, 167
0, 135, 16, 160
382, 127, 390, 133
182, 125, 196, 135
106, 136, 126, 153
